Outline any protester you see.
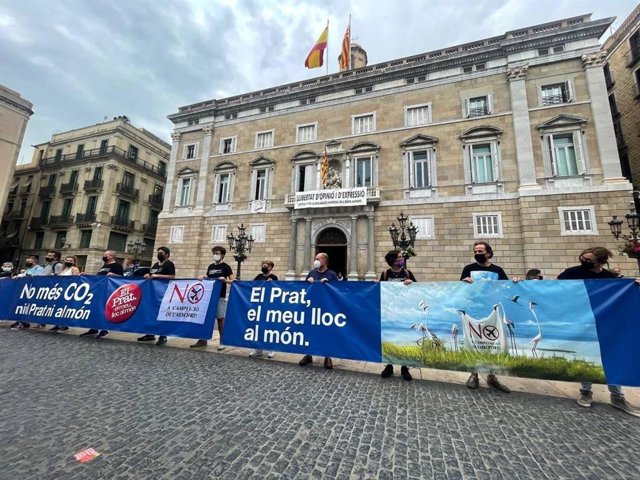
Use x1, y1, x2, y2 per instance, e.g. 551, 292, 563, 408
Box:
79, 250, 123, 338
299, 252, 338, 369
138, 247, 176, 346
558, 246, 639, 416
248, 260, 278, 359
0, 261, 15, 278
380, 249, 416, 381
192, 246, 234, 349
35, 250, 64, 328
123, 255, 140, 277
525, 268, 543, 280
49, 255, 80, 331
11, 255, 44, 329
460, 241, 511, 393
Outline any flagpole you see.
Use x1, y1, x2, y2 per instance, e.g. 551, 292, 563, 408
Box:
326, 19, 329, 76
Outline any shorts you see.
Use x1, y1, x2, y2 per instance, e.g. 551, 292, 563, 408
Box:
216, 298, 228, 319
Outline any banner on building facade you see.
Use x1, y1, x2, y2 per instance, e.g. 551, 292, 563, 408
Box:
293, 187, 367, 209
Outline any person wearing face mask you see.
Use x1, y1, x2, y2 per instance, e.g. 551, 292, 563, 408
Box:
558, 247, 640, 416
0, 261, 15, 278
137, 247, 176, 346
299, 252, 338, 369
460, 241, 511, 393
379, 249, 417, 381
35, 250, 64, 328
192, 246, 235, 349
49, 256, 81, 332
79, 250, 123, 338
11, 256, 44, 329
525, 268, 543, 280
248, 260, 278, 358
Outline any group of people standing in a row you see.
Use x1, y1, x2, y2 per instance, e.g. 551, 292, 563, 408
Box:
3, 242, 639, 416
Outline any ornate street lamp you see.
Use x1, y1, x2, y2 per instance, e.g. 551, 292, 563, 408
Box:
387, 212, 418, 267
608, 210, 640, 273
126, 240, 146, 261
227, 223, 255, 280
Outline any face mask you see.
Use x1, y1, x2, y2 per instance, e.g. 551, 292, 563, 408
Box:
261, 266, 269, 274
474, 253, 487, 263
2, 267, 11, 272
25, 262, 33, 267
64, 262, 74, 268
580, 259, 596, 270
213, 254, 221, 262
157, 254, 166, 261
102, 256, 109, 263
313, 260, 321, 269
394, 258, 405, 268
45, 257, 53, 262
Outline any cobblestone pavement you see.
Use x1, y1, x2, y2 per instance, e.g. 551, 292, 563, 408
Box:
1, 327, 640, 480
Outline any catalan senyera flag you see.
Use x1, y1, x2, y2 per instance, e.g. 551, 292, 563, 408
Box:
305, 26, 328, 69
321, 151, 329, 188
339, 25, 350, 70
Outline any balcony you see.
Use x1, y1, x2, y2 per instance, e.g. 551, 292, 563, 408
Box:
48, 215, 75, 228
19, 185, 32, 195
59, 181, 78, 195
284, 186, 381, 208
110, 216, 134, 232
76, 213, 96, 226
143, 222, 158, 236
116, 183, 140, 201
39, 145, 168, 179
38, 185, 56, 198
148, 193, 163, 208
29, 217, 46, 230
467, 105, 489, 118
83, 179, 104, 192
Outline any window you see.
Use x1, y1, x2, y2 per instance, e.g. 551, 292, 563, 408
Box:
55, 231, 67, 249
354, 157, 372, 187
54, 149, 62, 162
116, 200, 130, 223
122, 171, 135, 189
471, 144, 496, 183
355, 86, 373, 94
169, 226, 184, 243
405, 104, 431, 127
296, 124, 317, 143
213, 163, 236, 207
634, 68, 640, 96
187, 118, 200, 126
609, 93, 619, 117
147, 210, 159, 231
25, 175, 32, 193
61, 198, 73, 218
19, 200, 26, 217
541, 82, 572, 105
460, 126, 502, 192
473, 213, 503, 238
216, 173, 231, 203
249, 224, 266, 243
224, 113, 238, 120
69, 170, 79, 186
128, 145, 139, 160
550, 134, 579, 176
93, 166, 103, 181
352, 114, 375, 134
185, 144, 197, 160
603, 64, 614, 88
210, 225, 227, 243
40, 200, 51, 220
107, 232, 128, 251
260, 105, 276, 112
537, 115, 588, 181
76, 145, 84, 159
220, 137, 237, 154
99, 140, 109, 155
299, 98, 315, 106
558, 207, 597, 235
254, 169, 267, 200
411, 217, 435, 240
255, 131, 274, 149
630, 30, 640, 64
158, 161, 167, 176
250, 158, 274, 203
465, 95, 492, 117
34, 232, 44, 250
48, 174, 57, 187
177, 177, 193, 207
295, 163, 316, 192
409, 150, 431, 188
86, 196, 97, 215
79, 230, 92, 248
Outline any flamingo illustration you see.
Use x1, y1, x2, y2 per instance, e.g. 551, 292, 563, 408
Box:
529, 301, 542, 358
451, 324, 459, 351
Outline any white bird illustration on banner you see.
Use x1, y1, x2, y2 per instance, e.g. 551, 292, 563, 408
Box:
529, 301, 542, 358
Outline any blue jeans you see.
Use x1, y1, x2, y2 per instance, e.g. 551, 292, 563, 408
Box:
580, 382, 624, 400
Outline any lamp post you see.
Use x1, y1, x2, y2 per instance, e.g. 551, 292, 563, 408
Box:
387, 211, 418, 267
608, 211, 640, 273
227, 223, 254, 280
126, 240, 146, 261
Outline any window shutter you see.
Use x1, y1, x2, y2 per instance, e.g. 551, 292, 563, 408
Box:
463, 146, 472, 184
463, 98, 469, 118
490, 142, 499, 182
213, 175, 220, 204
487, 94, 493, 114
175, 179, 182, 206
408, 152, 415, 188
548, 135, 558, 176
566, 81, 574, 102
574, 131, 586, 175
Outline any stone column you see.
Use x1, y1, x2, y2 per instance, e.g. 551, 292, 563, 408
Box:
285, 217, 298, 280
348, 215, 358, 280
195, 125, 214, 211
506, 65, 539, 190
162, 132, 181, 213
582, 52, 626, 184
365, 214, 377, 280
300, 217, 312, 280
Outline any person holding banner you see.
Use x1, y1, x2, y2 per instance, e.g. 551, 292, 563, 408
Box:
11, 255, 45, 329
460, 241, 511, 393
248, 260, 278, 359
49, 255, 81, 332
299, 252, 338, 369
558, 247, 640, 416
138, 246, 176, 346
192, 246, 234, 349
380, 249, 416, 381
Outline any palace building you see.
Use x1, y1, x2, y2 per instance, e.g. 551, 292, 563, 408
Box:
159, 14, 635, 280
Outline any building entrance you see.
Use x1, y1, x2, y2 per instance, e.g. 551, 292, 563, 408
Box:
315, 227, 347, 278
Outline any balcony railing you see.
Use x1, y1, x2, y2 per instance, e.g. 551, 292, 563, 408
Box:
541, 93, 569, 106
59, 181, 78, 195
39, 145, 168, 178
29, 217, 46, 230
38, 185, 56, 197
467, 105, 489, 117
110, 216, 134, 232
48, 215, 75, 228
116, 183, 140, 201
284, 186, 381, 208
83, 179, 104, 191
148, 193, 163, 208
76, 213, 96, 226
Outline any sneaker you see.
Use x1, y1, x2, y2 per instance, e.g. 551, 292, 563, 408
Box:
96, 330, 109, 339
466, 373, 479, 389
49, 326, 61, 332
381, 364, 394, 378
577, 392, 593, 408
190, 340, 208, 348
400, 366, 412, 382
80, 329, 99, 337
10, 322, 20, 330
323, 357, 333, 370
60, 326, 69, 331
156, 336, 167, 346
299, 355, 313, 366
267, 351, 275, 359
487, 375, 511, 393
137, 335, 155, 342
216, 345, 226, 351
610, 398, 640, 417
248, 349, 263, 357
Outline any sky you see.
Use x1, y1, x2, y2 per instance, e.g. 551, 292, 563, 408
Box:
1, 0, 638, 164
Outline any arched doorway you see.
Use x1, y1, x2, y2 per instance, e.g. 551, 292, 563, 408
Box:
316, 227, 347, 278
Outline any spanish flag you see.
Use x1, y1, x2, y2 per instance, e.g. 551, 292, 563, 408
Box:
305, 26, 328, 69
321, 150, 329, 188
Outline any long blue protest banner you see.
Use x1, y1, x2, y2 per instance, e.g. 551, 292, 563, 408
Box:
0, 276, 222, 339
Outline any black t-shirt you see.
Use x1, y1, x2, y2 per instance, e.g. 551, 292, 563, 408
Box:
206, 262, 233, 297
253, 273, 278, 281
150, 260, 176, 276
460, 263, 508, 281
380, 268, 417, 282
557, 265, 618, 280
96, 262, 124, 276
